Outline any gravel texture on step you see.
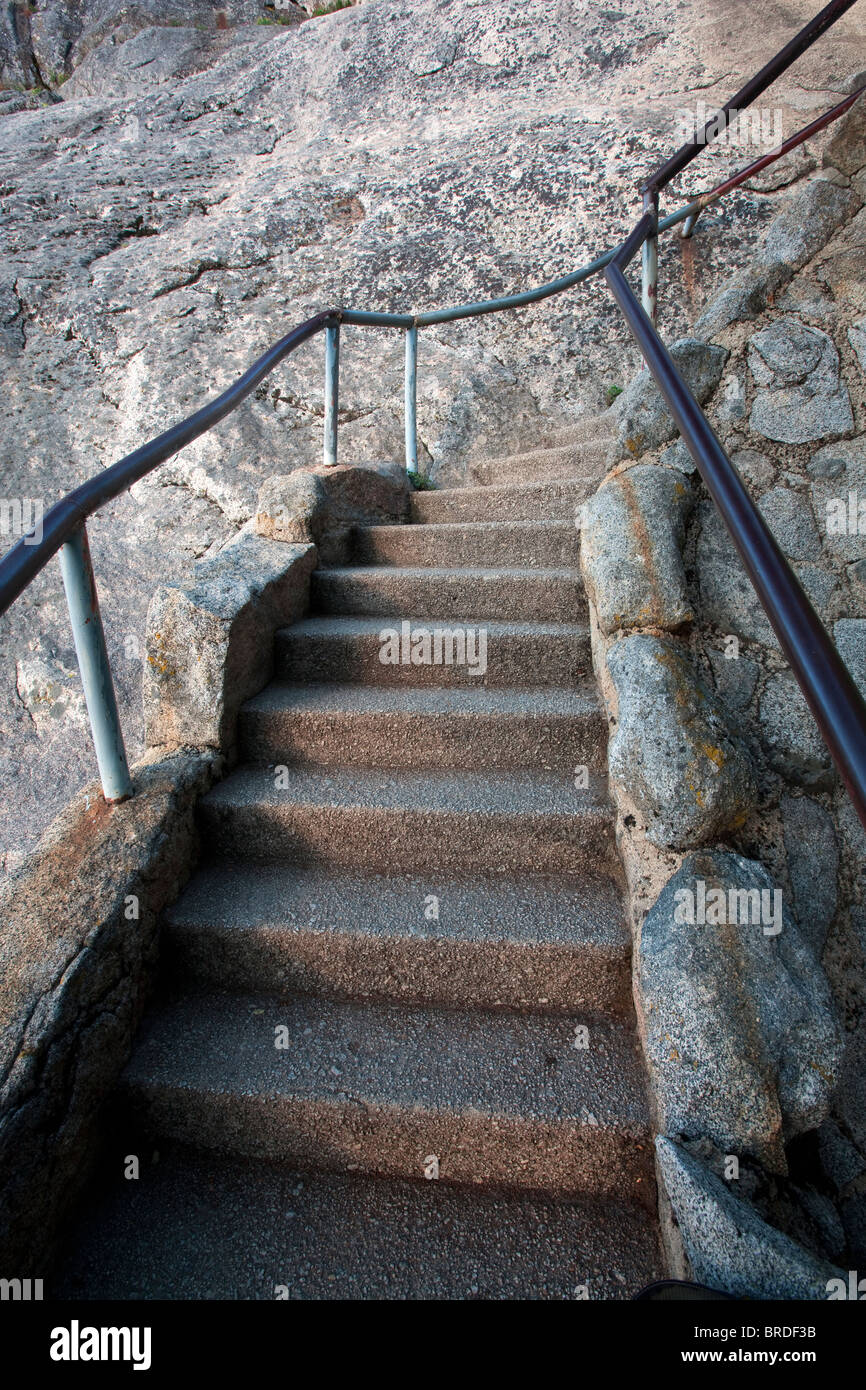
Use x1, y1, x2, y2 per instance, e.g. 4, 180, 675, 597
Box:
53, 1145, 663, 1301
165, 864, 631, 1013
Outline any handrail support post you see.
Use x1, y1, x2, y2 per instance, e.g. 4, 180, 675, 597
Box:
641, 189, 659, 323
59, 524, 132, 803
323, 320, 340, 467
404, 325, 418, 473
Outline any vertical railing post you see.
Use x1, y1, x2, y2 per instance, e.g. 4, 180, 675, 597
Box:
58, 524, 132, 803
323, 319, 340, 466
404, 324, 418, 473
641, 189, 659, 323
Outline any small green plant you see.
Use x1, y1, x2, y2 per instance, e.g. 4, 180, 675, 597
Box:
312, 0, 354, 15
407, 470, 435, 491
605, 384, 623, 406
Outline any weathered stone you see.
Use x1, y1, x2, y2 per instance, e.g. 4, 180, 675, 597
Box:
834, 618, 866, 698
606, 634, 756, 848
748, 318, 853, 445
657, 1137, 845, 1299
758, 672, 834, 790
694, 180, 858, 340
817, 1118, 864, 1194
706, 648, 759, 713
0, 746, 220, 1272
580, 465, 693, 634
758, 486, 820, 561
732, 448, 775, 492
809, 438, 866, 563
641, 853, 842, 1171
781, 795, 839, 954
659, 440, 696, 475
849, 317, 866, 373
255, 470, 327, 545
144, 533, 316, 752
836, 1017, 866, 1157
696, 500, 776, 646
761, 178, 859, 271
823, 88, 866, 178
613, 340, 728, 459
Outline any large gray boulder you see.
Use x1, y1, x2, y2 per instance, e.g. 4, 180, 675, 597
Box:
657, 1137, 845, 1299
613, 339, 728, 460
580, 465, 693, 634
606, 634, 756, 848
748, 318, 853, 445
256, 459, 411, 563
641, 852, 843, 1172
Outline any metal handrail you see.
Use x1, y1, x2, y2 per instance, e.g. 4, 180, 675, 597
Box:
0, 0, 863, 819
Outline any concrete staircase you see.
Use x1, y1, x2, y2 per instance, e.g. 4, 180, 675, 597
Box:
54, 478, 664, 1300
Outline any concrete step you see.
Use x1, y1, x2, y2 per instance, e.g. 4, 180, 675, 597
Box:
53, 1145, 664, 1300
197, 765, 616, 874
469, 436, 614, 489
118, 992, 655, 1202
351, 520, 579, 569
410, 478, 589, 524
164, 865, 631, 1014
312, 566, 585, 622
275, 616, 592, 689
239, 682, 606, 772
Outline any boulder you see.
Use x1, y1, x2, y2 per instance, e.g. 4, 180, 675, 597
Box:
580, 465, 693, 634
606, 634, 756, 848
781, 794, 839, 954
748, 318, 853, 445
657, 1137, 845, 1299
641, 852, 843, 1171
758, 672, 834, 790
143, 532, 315, 752
613, 339, 728, 459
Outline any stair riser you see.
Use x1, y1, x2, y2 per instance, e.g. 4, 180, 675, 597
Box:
118, 1085, 655, 1203
239, 706, 606, 772
164, 924, 631, 1015
351, 526, 579, 569
410, 485, 585, 524
197, 801, 616, 874
275, 629, 592, 689
313, 571, 586, 622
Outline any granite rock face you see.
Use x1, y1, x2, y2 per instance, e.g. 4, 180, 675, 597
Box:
606, 634, 756, 849
641, 853, 843, 1172
580, 465, 693, 635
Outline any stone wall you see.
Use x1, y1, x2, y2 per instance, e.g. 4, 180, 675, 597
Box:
580, 97, 866, 1297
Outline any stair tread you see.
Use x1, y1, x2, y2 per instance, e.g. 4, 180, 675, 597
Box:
279, 615, 590, 638
54, 1146, 663, 1300
123, 991, 650, 1132
316, 565, 581, 581
167, 863, 627, 951
202, 764, 610, 816
243, 681, 601, 719
357, 520, 576, 535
